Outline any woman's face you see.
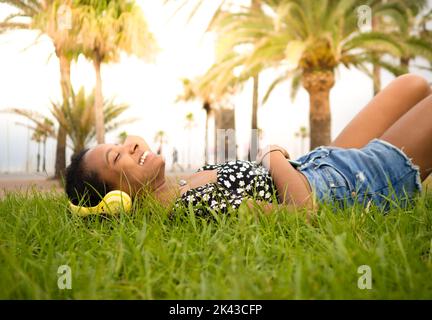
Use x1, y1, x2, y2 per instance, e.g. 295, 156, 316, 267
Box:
83, 135, 165, 196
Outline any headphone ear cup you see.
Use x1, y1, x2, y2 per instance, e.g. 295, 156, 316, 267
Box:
98, 191, 132, 215
69, 202, 92, 217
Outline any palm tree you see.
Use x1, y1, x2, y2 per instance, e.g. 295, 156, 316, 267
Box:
177, 78, 214, 165
370, 0, 430, 95
6, 110, 55, 173
250, 0, 262, 159
32, 129, 42, 172
117, 131, 128, 144
184, 112, 196, 169
397, 3, 432, 72
294, 126, 309, 155
178, 76, 239, 164
154, 130, 167, 155
31, 119, 54, 172
40, 118, 53, 172
51, 86, 134, 157
0, 0, 81, 178
206, 0, 432, 150
6, 86, 133, 160
75, 0, 157, 144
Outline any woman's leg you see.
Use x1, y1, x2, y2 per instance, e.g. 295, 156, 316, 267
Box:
330, 74, 431, 149
380, 94, 432, 181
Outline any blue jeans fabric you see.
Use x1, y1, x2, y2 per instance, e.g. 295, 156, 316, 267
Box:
295, 138, 422, 212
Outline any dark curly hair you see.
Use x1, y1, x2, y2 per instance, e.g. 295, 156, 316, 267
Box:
65, 149, 113, 206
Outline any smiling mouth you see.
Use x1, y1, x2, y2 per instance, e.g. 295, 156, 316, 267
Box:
139, 151, 150, 166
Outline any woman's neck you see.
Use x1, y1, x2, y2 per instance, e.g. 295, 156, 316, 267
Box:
153, 177, 181, 208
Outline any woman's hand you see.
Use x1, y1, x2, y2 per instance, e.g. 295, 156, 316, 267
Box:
256, 144, 290, 166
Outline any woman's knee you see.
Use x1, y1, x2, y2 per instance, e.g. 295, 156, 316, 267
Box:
394, 73, 431, 97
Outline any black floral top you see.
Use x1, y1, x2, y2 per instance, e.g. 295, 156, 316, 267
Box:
173, 160, 279, 216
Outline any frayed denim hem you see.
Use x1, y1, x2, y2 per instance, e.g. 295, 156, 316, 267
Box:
371, 138, 423, 194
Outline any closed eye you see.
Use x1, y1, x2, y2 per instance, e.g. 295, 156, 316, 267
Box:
114, 153, 120, 163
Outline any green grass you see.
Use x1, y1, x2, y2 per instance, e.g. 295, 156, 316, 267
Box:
0, 188, 432, 299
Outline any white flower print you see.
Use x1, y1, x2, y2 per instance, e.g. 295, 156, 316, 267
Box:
178, 160, 278, 216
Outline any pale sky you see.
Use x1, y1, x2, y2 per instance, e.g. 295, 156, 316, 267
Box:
0, 0, 431, 174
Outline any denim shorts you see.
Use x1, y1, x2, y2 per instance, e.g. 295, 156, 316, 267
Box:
295, 138, 422, 212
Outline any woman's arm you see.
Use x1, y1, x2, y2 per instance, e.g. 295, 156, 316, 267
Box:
260, 150, 314, 209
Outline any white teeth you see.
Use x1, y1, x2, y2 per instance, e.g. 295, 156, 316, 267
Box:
139, 151, 149, 166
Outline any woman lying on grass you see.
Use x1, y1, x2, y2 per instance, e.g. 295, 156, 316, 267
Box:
65, 74, 432, 216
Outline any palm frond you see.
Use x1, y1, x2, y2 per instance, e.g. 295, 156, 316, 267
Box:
342, 31, 405, 57
262, 68, 299, 105
403, 36, 432, 61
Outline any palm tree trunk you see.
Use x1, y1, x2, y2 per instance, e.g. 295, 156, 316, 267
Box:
55, 128, 67, 178
37, 141, 41, 172
54, 53, 71, 179
373, 63, 381, 96
73, 140, 85, 159
42, 138, 47, 173
400, 57, 410, 71
203, 101, 211, 165
93, 56, 105, 144
250, 74, 259, 160
372, 16, 381, 96
250, 0, 260, 160
215, 107, 236, 160
302, 70, 335, 150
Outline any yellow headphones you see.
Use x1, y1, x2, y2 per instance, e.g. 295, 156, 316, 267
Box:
69, 190, 132, 217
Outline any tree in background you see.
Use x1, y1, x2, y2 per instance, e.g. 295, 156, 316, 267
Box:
75, 0, 157, 144
6, 86, 133, 166
369, 0, 431, 95
117, 131, 128, 144
51, 86, 134, 157
205, 0, 432, 150
294, 126, 309, 155
154, 130, 168, 156
5, 109, 55, 173
0, 0, 81, 178
184, 112, 196, 169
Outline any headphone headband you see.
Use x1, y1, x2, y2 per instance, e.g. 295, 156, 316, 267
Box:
69, 190, 132, 216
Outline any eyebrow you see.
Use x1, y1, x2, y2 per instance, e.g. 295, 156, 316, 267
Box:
105, 148, 112, 166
